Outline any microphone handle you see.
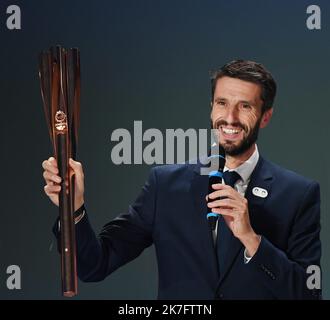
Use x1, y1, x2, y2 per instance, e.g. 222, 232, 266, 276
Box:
207, 174, 223, 231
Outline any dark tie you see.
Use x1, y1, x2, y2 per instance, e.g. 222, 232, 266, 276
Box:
216, 170, 241, 277
223, 170, 241, 188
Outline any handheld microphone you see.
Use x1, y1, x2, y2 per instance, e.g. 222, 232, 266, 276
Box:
206, 145, 226, 231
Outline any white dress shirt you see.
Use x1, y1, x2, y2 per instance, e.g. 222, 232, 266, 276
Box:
212, 145, 260, 264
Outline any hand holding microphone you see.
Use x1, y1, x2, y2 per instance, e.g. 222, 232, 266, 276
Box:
206, 149, 261, 257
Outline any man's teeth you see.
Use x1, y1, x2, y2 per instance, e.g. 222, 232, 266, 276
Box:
221, 127, 241, 134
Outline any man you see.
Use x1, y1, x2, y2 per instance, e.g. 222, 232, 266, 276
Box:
42, 60, 321, 299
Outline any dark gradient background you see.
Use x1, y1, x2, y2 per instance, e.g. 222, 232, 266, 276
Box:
0, 0, 329, 299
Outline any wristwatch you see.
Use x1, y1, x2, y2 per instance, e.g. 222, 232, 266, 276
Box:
73, 204, 85, 224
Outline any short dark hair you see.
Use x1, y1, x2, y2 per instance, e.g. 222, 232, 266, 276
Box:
210, 60, 277, 112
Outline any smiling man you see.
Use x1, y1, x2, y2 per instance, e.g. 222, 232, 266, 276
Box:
207, 62, 275, 261
42, 60, 321, 299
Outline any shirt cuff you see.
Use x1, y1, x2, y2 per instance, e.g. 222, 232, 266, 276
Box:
243, 235, 262, 264
244, 248, 253, 264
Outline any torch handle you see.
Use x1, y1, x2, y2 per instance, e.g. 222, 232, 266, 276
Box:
57, 133, 77, 297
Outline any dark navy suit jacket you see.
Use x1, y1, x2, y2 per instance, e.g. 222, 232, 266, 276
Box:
54, 156, 321, 299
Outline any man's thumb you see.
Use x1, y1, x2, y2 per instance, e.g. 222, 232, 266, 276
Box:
69, 158, 84, 181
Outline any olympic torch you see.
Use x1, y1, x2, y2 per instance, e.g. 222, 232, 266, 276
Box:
38, 45, 81, 297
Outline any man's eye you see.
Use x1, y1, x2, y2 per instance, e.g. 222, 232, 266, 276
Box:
217, 101, 226, 106
241, 103, 251, 109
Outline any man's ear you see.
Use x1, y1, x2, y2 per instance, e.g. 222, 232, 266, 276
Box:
260, 107, 273, 129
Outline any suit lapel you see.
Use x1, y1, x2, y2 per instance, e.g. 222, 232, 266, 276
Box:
190, 163, 220, 279
245, 156, 274, 225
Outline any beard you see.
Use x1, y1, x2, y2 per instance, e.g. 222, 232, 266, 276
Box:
211, 117, 262, 156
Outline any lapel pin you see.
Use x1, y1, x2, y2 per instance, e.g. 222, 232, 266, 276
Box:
252, 187, 268, 198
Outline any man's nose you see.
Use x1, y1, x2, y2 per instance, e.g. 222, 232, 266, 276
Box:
223, 105, 239, 124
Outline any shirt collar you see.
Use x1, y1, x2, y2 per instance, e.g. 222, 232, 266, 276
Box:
224, 145, 259, 183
